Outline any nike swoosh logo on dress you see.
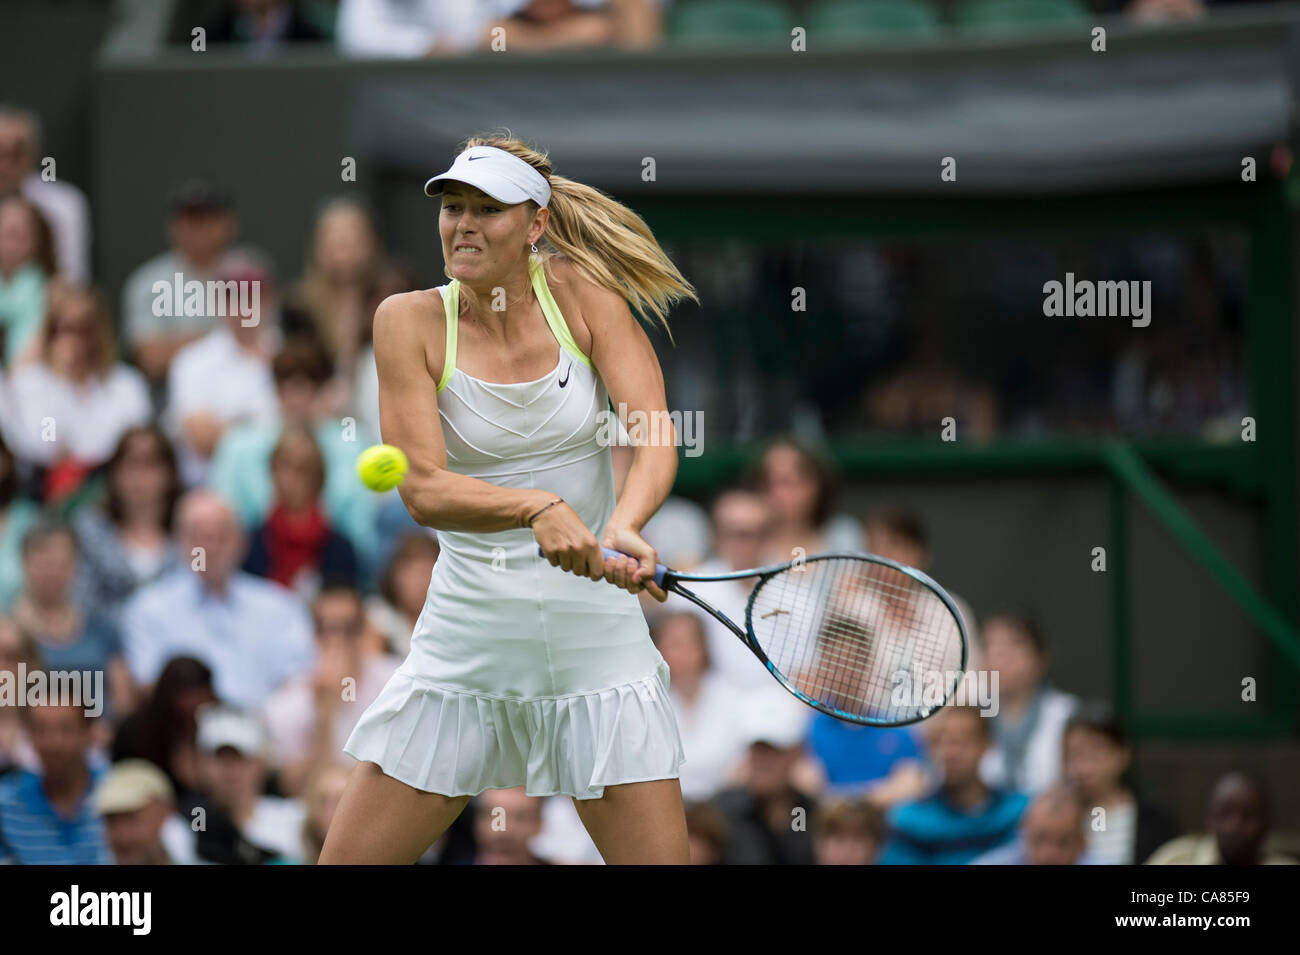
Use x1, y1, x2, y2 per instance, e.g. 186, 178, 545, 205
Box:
558, 363, 572, 388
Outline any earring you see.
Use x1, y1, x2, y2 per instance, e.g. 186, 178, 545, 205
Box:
530, 243, 538, 254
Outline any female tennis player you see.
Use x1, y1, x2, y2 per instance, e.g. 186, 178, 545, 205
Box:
318, 134, 699, 864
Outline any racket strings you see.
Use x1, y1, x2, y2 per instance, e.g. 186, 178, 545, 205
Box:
749, 557, 965, 723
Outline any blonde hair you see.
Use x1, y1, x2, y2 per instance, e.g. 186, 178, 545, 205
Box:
290, 196, 381, 360
40, 279, 118, 376
447, 132, 698, 338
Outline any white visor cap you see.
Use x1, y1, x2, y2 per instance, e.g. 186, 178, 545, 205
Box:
424, 146, 551, 208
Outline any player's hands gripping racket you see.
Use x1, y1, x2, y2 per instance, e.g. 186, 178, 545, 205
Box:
541, 546, 968, 726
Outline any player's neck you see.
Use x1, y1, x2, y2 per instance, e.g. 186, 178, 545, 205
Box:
458, 274, 535, 335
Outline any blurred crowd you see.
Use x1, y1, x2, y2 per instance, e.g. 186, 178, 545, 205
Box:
171, 0, 670, 53
0, 96, 1294, 865
659, 237, 1251, 444
159, 0, 1264, 58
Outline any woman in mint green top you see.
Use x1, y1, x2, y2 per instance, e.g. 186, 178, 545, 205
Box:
0, 196, 54, 366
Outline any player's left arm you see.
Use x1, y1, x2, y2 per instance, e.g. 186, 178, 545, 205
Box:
579, 276, 675, 601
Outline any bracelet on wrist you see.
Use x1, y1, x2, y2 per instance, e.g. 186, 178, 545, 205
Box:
526, 498, 564, 528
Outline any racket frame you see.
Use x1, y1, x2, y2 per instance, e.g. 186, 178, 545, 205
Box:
667, 552, 970, 727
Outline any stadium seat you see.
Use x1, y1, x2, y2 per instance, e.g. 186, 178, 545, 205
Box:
807, 0, 941, 39
950, 0, 1089, 33
667, 0, 797, 43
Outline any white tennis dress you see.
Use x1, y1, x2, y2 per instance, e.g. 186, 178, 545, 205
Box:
344, 253, 685, 800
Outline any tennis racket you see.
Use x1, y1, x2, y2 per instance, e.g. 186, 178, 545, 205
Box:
541, 546, 969, 727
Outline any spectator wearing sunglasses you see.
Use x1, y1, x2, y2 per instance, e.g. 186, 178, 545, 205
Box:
4, 282, 151, 502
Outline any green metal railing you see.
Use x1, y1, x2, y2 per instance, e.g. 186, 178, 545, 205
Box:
656, 176, 1298, 737
1104, 442, 1300, 736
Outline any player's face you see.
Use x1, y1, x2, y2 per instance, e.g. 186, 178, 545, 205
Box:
439, 185, 535, 282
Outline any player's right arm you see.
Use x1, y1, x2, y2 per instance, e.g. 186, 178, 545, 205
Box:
372, 291, 605, 578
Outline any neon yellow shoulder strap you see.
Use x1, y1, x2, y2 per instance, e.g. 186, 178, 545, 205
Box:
530, 253, 594, 369
436, 281, 458, 393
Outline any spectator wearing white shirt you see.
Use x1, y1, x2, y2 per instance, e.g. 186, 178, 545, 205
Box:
262, 584, 399, 796
336, 0, 667, 57
337, 0, 499, 56
978, 614, 1078, 796
4, 282, 151, 497
120, 179, 269, 387
681, 488, 776, 693
0, 105, 91, 284
1061, 703, 1177, 865
121, 489, 315, 711
651, 610, 750, 801
495, 0, 670, 49
165, 260, 281, 487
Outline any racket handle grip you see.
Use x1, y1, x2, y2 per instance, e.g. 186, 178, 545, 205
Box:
536, 545, 668, 588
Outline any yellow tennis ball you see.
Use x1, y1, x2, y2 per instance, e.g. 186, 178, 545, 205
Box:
357, 444, 408, 492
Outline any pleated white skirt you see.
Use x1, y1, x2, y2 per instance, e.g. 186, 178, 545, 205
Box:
343, 657, 685, 800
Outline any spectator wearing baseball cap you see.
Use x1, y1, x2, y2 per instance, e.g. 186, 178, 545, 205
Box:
93, 758, 198, 864
193, 703, 306, 862
119, 177, 274, 388
711, 690, 817, 865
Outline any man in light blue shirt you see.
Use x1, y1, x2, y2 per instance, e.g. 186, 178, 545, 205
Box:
121, 489, 315, 710
972, 785, 1102, 865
